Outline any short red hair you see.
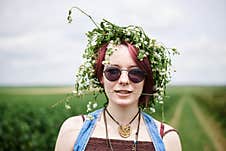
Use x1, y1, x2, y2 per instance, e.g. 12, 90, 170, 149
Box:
95, 42, 154, 107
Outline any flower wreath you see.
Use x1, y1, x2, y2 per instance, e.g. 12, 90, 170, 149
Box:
68, 7, 179, 115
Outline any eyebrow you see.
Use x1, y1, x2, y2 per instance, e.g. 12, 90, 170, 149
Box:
107, 64, 139, 68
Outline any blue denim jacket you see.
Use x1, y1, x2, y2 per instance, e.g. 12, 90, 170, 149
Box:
74, 108, 165, 151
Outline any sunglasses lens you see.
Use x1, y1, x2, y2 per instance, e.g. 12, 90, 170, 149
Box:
104, 67, 121, 81
128, 69, 145, 83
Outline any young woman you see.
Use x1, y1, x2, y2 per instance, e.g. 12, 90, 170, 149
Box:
55, 11, 182, 151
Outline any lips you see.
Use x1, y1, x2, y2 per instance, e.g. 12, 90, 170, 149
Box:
114, 90, 132, 94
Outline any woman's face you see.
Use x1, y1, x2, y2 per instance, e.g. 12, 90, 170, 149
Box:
102, 44, 144, 107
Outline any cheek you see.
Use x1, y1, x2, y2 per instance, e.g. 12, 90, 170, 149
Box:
103, 78, 116, 99
135, 82, 144, 94
103, 77, 114, 91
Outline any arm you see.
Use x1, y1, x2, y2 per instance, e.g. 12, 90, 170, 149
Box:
162, 124, 182, 151
54, 116, 84, 151
154, 120, 182, 151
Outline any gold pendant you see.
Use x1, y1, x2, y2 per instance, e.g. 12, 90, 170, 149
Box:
118, 125, 131, 138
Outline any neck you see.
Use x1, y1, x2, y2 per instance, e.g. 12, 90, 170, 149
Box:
106, 102, 139, 125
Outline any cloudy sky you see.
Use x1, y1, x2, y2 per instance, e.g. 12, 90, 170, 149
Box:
0, 0, 226, 86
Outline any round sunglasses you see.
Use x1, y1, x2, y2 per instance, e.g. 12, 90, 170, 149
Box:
103, 66, 146, 83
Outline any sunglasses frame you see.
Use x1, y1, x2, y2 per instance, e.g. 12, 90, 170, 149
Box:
103, 66, 146, 83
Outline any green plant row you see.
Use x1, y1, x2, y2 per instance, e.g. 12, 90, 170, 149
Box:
0, 93, 85, 151
192, 87, 226, 136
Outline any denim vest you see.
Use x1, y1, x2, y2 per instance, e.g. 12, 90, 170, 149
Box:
74, 108, 165, 151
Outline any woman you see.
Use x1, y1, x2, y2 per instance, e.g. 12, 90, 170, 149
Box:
55, 10, 182, 151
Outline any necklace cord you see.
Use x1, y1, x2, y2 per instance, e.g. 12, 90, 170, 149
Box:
103, 107, 141, 151
103, 109, 114, 151
105, 108, 140, 126
133, 110, 141, 151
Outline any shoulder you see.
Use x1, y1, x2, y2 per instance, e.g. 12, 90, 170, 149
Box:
54, 115, 84, 151
153, 119, 182, 151
59, 116, 84, 134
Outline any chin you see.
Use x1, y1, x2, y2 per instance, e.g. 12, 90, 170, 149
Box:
113, 97, 138, 107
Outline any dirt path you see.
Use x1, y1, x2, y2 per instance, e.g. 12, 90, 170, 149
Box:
169, 96, 186, 127
170, 95, 226, 151
189, 96, 226, 151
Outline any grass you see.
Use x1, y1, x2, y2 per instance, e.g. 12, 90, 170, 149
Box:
0, 85, 225, 151
178, 100, 216, 151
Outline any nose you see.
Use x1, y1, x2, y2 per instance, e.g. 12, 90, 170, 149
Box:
118, 70, 129, 85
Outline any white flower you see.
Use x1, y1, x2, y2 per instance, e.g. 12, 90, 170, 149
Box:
159, 100, 164, 104
72, 90, 77, 94
87, 114, 94, 120
144, 41, 148, 45
65, 103, 71, 110
126, 31, 131, 36
86, 105, 91, 112
102, 60, 110, 65
93, 103, 98, 108
150, 107, 156, 113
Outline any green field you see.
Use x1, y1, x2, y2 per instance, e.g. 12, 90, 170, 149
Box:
0, 86, 225, 151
